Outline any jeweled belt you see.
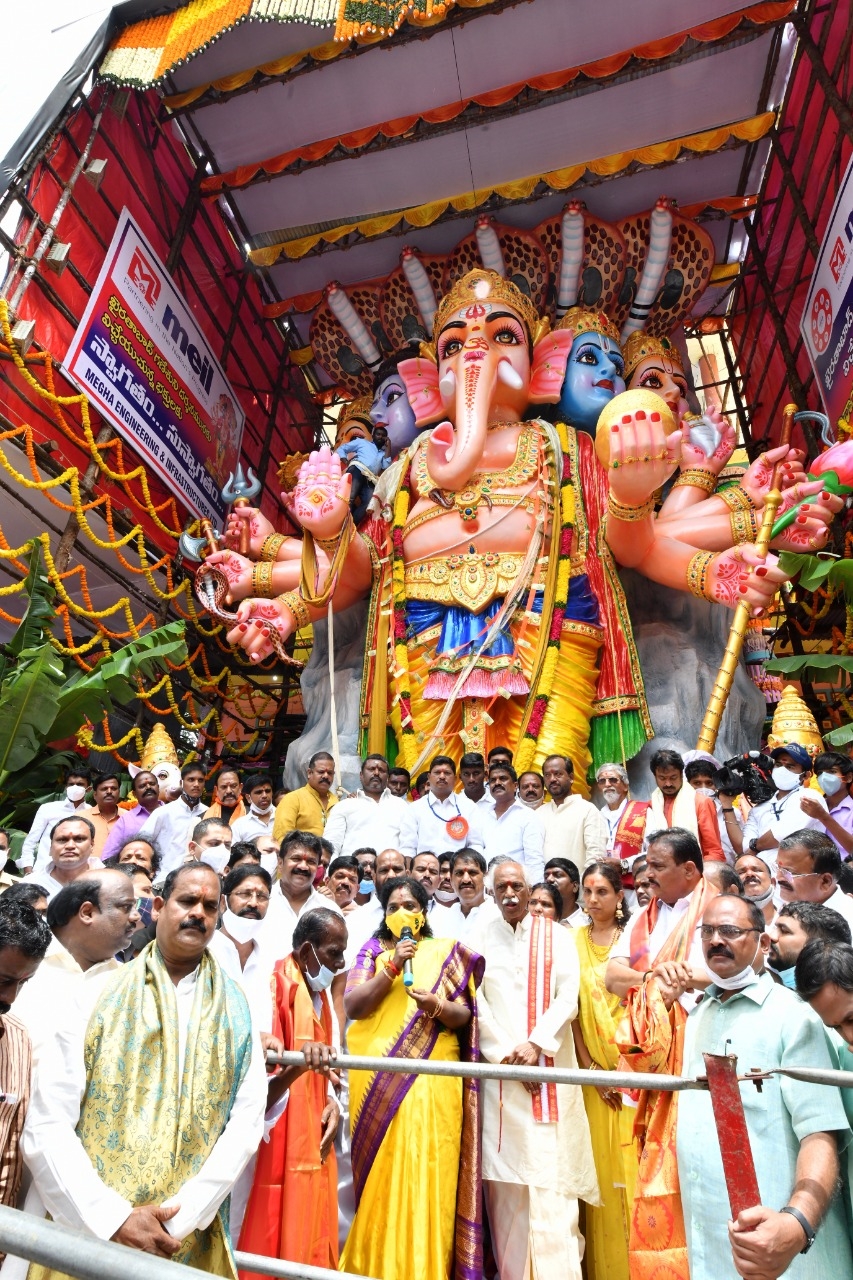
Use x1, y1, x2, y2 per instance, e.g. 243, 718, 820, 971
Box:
404, 551, 525, 612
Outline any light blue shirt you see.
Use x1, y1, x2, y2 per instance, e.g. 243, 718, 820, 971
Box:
334, 437, 388, 474
677, 972, 853, 1280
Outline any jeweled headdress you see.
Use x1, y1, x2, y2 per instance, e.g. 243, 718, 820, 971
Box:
556, 306, 620, 344
335, 394, 374, 445
432, 268, 541, 345
623, 331, 685, 382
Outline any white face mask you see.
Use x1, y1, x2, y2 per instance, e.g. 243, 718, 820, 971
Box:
305, 945, 335, 992
251, 800, 272, 815
198, 843, 230, 874
711, 938, 763, 991
66, 785, 87, 802
772, 766, 801, 792
433, 888, 458, 905
818, 772, 844, 797
260, 852, 278, 878
222, 907, 265, 943
746, 883, 775, 909
696, 786, 716, 798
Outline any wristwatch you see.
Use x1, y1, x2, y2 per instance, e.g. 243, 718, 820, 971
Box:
749, 837, 761, 853
780, 1205, 816, 1253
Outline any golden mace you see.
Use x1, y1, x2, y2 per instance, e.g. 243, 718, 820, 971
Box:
696, 402, 796, 753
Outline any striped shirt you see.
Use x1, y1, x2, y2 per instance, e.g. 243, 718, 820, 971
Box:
0, 1014, 32, 1246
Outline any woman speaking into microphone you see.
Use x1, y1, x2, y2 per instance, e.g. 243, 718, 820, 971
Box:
342, 875, 484, 1280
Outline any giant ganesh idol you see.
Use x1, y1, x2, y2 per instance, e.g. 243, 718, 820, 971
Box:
203, 207, 839, 789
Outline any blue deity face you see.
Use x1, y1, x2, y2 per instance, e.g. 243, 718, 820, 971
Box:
369, 374, 419, 455
556, 333, 626, 433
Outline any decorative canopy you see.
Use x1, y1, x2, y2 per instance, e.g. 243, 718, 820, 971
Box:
100, 0, 798, 393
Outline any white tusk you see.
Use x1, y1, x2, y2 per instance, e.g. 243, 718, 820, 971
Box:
497, 360, 524, 389
439, 369, 457, 397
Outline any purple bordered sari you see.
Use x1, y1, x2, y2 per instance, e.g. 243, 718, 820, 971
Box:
344, 936, 484, 1280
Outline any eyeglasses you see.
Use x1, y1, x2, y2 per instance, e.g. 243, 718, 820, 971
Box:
775, 867, 819, 883
699, 925, 762, 940
231, 889, 271, 903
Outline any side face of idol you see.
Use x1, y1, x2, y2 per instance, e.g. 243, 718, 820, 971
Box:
628, 353, 689, 418
556, 333, 625, 433
370, 373, 419, 455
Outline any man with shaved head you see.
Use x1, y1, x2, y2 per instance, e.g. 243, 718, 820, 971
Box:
17, 862, 266, 1275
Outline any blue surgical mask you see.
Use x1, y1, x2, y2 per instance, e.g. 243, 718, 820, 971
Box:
779, 966, 799, 990
306, 945, 335, 992
359, 878, 374, 896
818, 772, 844, 797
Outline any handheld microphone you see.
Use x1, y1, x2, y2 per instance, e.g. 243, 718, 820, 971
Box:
400, 926, 415, 987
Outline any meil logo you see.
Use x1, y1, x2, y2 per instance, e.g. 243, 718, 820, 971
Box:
127, 248, 161, 308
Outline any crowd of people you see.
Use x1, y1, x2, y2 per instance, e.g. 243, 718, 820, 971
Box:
1, 736, 853, 1280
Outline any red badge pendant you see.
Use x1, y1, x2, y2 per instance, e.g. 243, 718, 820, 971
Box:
446, 815, 469, 841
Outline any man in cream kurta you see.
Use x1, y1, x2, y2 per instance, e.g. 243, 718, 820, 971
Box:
470, 860, 598, 1280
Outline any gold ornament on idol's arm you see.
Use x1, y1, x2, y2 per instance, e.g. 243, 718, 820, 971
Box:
695, 403, 796, 753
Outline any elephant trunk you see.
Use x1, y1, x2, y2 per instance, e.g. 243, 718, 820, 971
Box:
425, 355, 498, 491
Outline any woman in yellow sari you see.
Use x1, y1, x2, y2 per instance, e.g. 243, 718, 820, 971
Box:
570, 860, 639, 1280
342, 875, 484, 1280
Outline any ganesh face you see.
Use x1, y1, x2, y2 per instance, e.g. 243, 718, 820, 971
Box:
369, 373, 419, 455
556, 333, 626, 434
628, 354, 689, 418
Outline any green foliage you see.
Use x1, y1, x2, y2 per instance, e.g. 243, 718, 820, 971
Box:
0, 540, 187, 830
777, 552, 853, 601
824, 723, 853, 747
764, 653, 853, 682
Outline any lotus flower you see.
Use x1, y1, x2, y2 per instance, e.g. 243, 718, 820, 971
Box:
771, 437, 853, 537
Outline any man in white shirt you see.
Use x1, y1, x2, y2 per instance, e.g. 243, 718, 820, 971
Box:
324, 755, 409, 857
606, 827, 713, 1013
775, 828, 853, 931
742, 743, 826, 861
12, 863, 266, 1274
231, 774, 277, 845
475, 860, 597, 1280
209, 863, 276, 1039
459, 752, 489, 806
262, 830, 343, 965
22, 817, 102, 900
517, 771, 545, 810
13, 869, 139, 1067
441, 849, 499, 943
480, 764, 544, 882
409, 852, 455, 935
540, 755, 606, 868
21, 767, 92, 872
343, 847, 407, 965
187, 818, 233, 878
399, 756, 484, 859
137, 762, 208, 876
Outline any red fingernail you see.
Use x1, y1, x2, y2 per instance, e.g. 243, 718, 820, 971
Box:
756, 567, 767, 577
797, 515, 808, 524
612, 425, 620, 433
823, 490, 831, 499
239, 624, 247, 632
651, 412, 661, 422
636, 410, 646, 420
622, 415, 632, 424
739, 584, 748, 593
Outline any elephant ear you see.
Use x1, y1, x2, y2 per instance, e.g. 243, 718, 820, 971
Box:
398, 355, 443, 427
529, 329, 575, 404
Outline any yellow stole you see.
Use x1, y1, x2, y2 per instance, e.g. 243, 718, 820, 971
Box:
28, 943, 253, 1280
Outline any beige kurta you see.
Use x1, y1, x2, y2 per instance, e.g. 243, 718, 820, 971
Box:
473, 913, 599, 1202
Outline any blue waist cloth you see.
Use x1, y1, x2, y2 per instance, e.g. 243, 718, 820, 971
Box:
406, 574, 599, 657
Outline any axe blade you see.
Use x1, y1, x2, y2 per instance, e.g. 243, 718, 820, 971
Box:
703, 1052, 761, 1219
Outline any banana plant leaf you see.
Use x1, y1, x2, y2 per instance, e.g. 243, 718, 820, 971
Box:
47, 622, 187, 744
777, 552, 853, 600
765, 653, 853, 682
0, 542, 55, 688
0, 643, 65, 784
825, 724, 853, 747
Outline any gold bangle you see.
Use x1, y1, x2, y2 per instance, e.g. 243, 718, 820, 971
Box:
674, 468, 717, 495
313, 516, 355, 554
278, 590, 311, 630
251, 561, 276, 598
730, 508, 761, 544
260, 533, 287, 562
606, 493, 656, 523
686, 551, 715, 600
719, 486, 756, 513
427, 997, 445, 1021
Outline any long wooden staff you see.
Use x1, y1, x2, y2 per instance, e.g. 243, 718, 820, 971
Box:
696, 402, 796, 753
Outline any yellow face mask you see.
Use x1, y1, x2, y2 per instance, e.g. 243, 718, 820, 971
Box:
385, 906, 425, 939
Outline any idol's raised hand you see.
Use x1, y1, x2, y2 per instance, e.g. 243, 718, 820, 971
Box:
283, 446, 352, 540
606, 408, 681, 508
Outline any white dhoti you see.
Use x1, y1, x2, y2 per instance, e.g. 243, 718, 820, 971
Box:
485, 1181, 582, 1280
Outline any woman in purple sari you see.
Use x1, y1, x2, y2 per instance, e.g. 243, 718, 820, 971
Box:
341, 875, 484, 1280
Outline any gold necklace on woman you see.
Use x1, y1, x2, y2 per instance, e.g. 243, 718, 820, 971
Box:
586, 923, 619, 957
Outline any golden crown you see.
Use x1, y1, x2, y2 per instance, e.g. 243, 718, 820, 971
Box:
433, 269, 541, 344
337, 394, 374, 437
622, 330, 684, 381
555, 306, 620, 345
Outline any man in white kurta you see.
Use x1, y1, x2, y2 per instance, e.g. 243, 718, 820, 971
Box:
472, 860, 598, 1280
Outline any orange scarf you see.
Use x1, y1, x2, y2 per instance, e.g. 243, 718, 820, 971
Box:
238, 955, 338, 1273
